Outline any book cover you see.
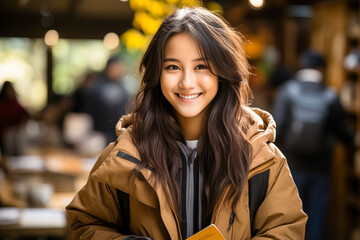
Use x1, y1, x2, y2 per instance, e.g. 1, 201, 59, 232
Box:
186, 224, 225, 240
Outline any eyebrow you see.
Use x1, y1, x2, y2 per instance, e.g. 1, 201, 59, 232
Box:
163, 58, 205, 62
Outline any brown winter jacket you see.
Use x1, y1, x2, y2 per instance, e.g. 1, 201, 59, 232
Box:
66, 107, 307, 240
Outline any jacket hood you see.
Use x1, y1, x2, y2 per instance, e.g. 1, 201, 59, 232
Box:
115, 113, 133, 137
242, 107, 277, 171
115, 107, 277, 171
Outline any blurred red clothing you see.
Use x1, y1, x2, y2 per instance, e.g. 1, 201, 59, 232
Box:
0, 98, 28, 139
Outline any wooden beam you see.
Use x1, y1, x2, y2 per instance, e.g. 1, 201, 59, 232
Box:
0, 11, 133, 39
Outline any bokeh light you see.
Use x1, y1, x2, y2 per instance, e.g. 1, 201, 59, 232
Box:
103, 32, 120, 50
249, 0, 264, 9
44, 29, 59, 46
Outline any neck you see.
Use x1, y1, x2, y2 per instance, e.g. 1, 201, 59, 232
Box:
177, 114, 205, 141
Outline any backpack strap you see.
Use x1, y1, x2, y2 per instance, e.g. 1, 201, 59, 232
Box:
117, 189, 131, 234
248, 169, 269, 237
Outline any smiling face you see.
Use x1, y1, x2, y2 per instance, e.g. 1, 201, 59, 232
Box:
160, 33, 218, 129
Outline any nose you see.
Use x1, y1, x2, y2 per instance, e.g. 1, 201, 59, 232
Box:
178, 70, 196, 89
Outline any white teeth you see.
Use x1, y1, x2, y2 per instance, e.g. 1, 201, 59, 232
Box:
178, 93, 200, 100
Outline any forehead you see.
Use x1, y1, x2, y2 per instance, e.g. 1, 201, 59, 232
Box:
163, 33, 203, 58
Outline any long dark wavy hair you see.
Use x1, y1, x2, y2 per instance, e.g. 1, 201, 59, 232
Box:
131, 7, 253, 220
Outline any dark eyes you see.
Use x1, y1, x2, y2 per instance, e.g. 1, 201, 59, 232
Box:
165, 65, 180, 70
195, 64, 207, 70
164, 64, 208, 70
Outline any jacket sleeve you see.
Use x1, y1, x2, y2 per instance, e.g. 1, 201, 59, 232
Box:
66, 172, 129, 240
66, 143, 151, 240
251, 146, 308, 240
66, 176, 153, 240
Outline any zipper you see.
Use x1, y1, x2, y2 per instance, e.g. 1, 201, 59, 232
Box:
248, 159, 275, 179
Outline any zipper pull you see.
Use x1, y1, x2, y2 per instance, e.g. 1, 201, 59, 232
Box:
227, 212, 235, 231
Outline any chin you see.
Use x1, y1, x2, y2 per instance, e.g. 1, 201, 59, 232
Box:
176, 110, 201, 119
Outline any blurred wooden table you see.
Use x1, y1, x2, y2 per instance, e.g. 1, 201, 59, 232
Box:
0, 146, 98, 240
0, 207, 69, 239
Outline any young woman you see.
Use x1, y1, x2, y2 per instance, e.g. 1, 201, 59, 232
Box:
66, 7, 307, 239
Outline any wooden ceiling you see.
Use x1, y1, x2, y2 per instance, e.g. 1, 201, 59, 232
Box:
0, 0, 335, 39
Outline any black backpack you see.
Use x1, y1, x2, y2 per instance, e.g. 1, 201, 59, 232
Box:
283, 81, 336, 155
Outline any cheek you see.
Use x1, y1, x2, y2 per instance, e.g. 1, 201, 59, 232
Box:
160, 74, 171, 99
160, 73, 178, 92
205, 76, 219, 96
213, 79, 219, 92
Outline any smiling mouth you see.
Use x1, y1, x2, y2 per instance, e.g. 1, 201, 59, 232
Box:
177, 93, 201, 100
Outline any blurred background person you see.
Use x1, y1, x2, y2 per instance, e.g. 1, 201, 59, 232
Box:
72, 71, 99, 115
0, 81, 29, 156
87, 56, 129, 144
272, 50, 355, 240
42, 94, 74, 146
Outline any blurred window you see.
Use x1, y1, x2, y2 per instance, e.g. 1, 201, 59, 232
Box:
0, 38, 140, 114
0, 37, 46, 113
52, 39, 110, 96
